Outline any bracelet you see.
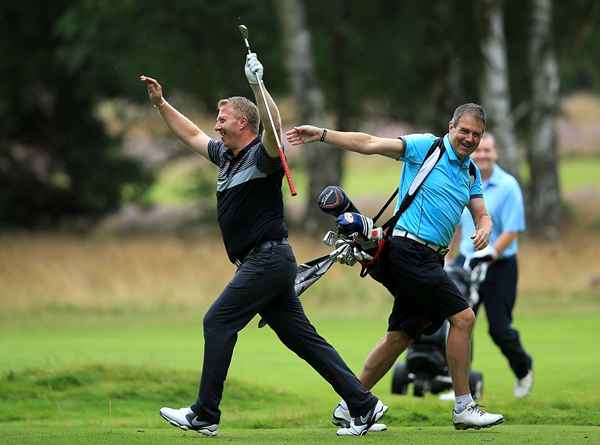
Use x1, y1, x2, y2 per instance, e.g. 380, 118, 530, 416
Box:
320, 128, 328, 142
153, 98, 167, 109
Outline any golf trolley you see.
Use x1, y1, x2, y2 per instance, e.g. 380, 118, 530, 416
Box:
390, 262, 488, 400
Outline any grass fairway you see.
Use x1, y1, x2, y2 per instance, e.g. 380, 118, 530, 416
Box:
1, 305, 600, 444
0, 425, 597, 445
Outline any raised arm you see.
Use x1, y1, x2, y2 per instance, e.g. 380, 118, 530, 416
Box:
467, 197, 493, 250
286, 125, 405, 159
244, 53, 280, 158
139, 75, 210, 159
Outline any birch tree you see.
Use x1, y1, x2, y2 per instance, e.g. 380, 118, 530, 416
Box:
480, 0, 520, 180
276, 0, 343, 233
528, 0, 561, 238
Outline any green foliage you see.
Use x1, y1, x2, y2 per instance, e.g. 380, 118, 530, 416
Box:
3, 0, 600, 228
0, 2, 152, 228
305, 0, 483, 131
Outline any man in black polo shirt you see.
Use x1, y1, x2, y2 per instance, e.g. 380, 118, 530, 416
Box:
139, 53, 384, 437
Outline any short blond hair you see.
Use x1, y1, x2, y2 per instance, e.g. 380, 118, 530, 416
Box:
217, 96, 259, 133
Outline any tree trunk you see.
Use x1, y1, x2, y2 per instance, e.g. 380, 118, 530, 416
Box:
528, 0, 561, 239
480, 0, 520, 179
276, 0, 343, 234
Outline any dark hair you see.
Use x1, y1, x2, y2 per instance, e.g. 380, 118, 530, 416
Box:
450, 103, 486, 127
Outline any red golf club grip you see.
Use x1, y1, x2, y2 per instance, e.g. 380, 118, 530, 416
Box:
277, 146, 297, 196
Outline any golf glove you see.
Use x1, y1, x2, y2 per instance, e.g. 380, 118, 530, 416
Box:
465, 245, 497, 271
244, 53, 263, 85
336, 212, 383, 240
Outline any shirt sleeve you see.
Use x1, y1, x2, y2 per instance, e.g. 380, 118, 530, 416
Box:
499, 177, 526, 232
255, 143, 282, 174
469, 161, 483, 198
207, 139, 225, 167
399, 133, 437, 164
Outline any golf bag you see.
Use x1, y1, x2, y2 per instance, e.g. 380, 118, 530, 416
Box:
390, 261, 488, 400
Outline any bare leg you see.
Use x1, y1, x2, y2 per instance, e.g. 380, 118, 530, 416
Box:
447, 308, 476, 396
359, 331, 413, 390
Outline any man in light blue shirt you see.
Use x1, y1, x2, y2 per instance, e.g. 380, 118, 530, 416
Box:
396, 132, 484, 247
453, 134, 533, 398
288, 103, 504, 431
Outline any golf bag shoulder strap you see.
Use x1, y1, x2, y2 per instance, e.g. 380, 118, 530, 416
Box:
372, 137, 443, 224
468, 159, 477, 181
359, 137, 445, 277
380, 137, 444, 232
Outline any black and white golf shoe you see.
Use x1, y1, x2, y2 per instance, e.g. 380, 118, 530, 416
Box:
336, 399, 387, 436
159, 406, 218, 436
332, 401, 388, 432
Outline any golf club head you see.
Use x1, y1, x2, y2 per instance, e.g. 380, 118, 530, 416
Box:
238, 25, 248, 40
318, 186, 359, 217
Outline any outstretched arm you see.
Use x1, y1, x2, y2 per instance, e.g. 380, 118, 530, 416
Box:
244, 54, 281, 158
286, 125, 405, 159
139, 75, 210, 159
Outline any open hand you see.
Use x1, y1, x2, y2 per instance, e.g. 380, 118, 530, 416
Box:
139, 75, 165, 107
286, 125, 322, 145
470, 226, 491, 251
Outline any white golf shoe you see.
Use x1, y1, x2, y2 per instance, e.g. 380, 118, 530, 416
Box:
514, 369, 534, 398
335, 399, 387, 436
159, 406, 218, 436
452, 401, 504, 430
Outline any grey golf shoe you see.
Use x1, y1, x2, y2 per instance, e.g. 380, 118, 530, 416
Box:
159, 406, 218, 436
335, 399, 388, 436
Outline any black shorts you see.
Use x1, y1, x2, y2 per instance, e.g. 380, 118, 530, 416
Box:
369, 236, 469, 340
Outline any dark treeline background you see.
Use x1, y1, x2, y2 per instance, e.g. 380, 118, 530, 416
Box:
2, 0, 599, 237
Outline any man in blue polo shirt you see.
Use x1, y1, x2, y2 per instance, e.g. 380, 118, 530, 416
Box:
287, 103, 504, 431
453, 134, 533, 398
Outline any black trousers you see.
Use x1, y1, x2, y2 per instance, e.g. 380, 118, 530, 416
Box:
190, 242, 376, 424
470, 255, 532, 379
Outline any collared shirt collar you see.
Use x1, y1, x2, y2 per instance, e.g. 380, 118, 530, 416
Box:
484, 164, 502, 187
443, 134, 470, 168
224, 136, 261, 161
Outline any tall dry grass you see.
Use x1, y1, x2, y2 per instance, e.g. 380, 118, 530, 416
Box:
1, 227, 599, 311
0, 234, 230, 308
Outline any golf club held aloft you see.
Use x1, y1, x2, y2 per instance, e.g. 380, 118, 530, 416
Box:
238, 24, 298, 196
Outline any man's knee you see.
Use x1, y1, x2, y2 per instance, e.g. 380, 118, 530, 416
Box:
488, 325, 516, 345
384, 330, 413, 353
449, 308, 476, 331
203, 308, 226, 334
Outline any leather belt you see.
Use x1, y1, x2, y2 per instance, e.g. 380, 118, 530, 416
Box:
235, 238, 289, 267
392, 229, 449, 256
